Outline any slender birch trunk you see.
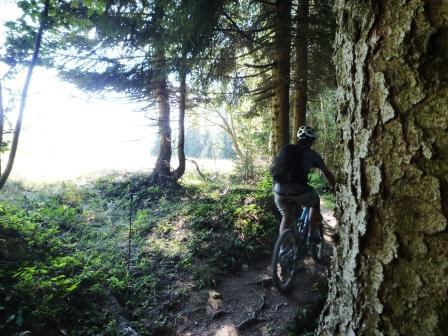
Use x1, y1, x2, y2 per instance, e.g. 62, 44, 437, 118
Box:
173, 64, 186, 180
0, 0, 50, 190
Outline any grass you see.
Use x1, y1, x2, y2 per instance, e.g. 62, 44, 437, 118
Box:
0, 167, 334, 335
0, 171, 277, 335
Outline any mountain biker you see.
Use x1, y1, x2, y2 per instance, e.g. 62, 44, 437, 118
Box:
272, 126, 335, 243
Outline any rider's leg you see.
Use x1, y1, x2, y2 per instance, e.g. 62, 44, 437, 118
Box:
279, 202, 298, 234
294, 189, 320, 241
275, 195, 299, 234
309, 202, 321, 239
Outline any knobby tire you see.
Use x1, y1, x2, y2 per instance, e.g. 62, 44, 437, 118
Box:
272, 229, 297, 292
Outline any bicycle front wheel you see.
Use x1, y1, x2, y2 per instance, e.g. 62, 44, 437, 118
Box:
272, 229, 297, 292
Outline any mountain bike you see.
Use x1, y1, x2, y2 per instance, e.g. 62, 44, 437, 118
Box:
271, 206, 324, 292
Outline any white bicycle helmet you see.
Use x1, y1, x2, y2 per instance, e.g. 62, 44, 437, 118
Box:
297, 125, 317, 141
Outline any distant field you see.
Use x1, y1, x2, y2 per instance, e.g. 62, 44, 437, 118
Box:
9, 154, 235, 182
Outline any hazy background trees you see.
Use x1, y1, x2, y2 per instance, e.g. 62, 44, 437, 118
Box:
1, 0, 337, 183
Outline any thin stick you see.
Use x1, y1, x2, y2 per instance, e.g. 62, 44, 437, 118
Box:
128, 184, 134, 270
0, 0, 50, 189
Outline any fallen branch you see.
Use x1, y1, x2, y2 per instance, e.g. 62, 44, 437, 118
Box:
255, 294, 267, 316
236, 316, 268, 330
178, 325, 189, 333
186, 159, 207, 181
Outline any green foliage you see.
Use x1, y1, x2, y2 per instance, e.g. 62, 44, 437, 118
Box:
0, 199, 103, 333
308, 89, 338, 171
175, 178, 276, 287
234, 203, 274, 239
0, 173, 276, 334
0, 140, 10, 153
308, 171, 327, 189
308, 171, 335, 209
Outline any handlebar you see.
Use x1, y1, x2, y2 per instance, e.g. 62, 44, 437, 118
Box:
315, 186, 334, 193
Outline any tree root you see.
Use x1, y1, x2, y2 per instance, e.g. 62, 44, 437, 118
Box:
236, 294, 268, 330
236, 316, 268, 330
255, 294, 267, 315
275, 302, 288, 312
246, 277, 273, 288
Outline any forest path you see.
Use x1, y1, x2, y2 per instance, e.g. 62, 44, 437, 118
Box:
174, 208, 336, 336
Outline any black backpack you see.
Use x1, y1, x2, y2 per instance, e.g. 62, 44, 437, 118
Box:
270, 144, 307, 184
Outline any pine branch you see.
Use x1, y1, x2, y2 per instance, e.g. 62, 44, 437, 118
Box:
243, 62, 275, 69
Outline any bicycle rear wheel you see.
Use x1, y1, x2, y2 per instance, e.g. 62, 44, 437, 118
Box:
272, 229, 297, 292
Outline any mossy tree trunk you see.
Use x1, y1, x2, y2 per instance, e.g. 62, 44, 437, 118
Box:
292, 0, 309, 143
271, 0, 292, 156
320, 1, 448, 335
173, 63, 186, 180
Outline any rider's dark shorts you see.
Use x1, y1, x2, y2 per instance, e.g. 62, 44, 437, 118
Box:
274, 189, 320, 218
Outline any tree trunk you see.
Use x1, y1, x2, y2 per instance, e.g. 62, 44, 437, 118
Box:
0, 82, 4, 175
320, 1, 448, 335
173, 65, 186, 180
150, 1, 172, 183
0, 0, 49, 190
214, 109, 244, 161
292, 0, 309, 143
271, 0, 292, 156
151, 52, 172, 182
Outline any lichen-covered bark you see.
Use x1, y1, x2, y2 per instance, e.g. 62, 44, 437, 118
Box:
320, 1, 448, 335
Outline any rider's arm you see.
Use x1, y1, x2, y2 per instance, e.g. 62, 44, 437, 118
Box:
321, 165, 336, 189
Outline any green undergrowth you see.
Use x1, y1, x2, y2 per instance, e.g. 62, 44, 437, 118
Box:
308, 171, 335, 209
0, 172, 276, 335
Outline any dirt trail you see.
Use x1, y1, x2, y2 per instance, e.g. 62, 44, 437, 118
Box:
174, 209, 336, 336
